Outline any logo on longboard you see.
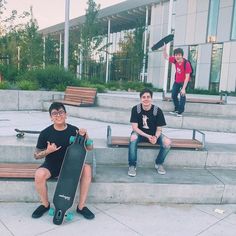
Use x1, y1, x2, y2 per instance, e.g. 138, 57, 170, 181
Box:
59, 194, 71, 201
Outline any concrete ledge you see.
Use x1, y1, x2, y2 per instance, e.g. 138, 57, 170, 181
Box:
1, 167, 235, 204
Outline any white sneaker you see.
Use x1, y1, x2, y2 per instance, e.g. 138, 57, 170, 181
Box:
169, 110, 178, 115
176, 112, 183, 117
128, 166, 136, 177
155, 164, 166, 175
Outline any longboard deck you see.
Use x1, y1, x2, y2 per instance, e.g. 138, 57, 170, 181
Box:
15, 129, 41, 138
52, 134, 86, 225
151, 34, 174, 51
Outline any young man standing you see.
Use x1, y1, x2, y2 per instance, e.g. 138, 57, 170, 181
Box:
128, 88, 171, 177
32, 102, 95, 220
163, 46, 192, 116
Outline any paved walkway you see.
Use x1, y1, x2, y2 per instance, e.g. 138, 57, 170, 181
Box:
0, 203, 236, 236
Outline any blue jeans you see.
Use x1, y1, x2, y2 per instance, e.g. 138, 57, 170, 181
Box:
172, 82, 186, 114
128, 132, 170, 167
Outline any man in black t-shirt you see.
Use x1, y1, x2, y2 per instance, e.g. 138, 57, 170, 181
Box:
32, 102, 95, 220
128, 88, 171, 177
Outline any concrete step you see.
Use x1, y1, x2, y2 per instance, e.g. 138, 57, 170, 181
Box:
43, 101, 236, 132
1, 137, 236, 169
96, 93, 236, 117
1, 166, 236, 204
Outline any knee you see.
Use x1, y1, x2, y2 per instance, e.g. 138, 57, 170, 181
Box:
34, 168, 49, 183
130, 133, 138, 142
163, 137, 172, 148
82, 164, 92, 181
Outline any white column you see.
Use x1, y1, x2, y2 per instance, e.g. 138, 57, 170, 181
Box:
59, 33, 62, 65
105, 19, 111, 83
43, 36, 46, 69
141, 6, 149, 82
163, 0, 174, 93
64, 0, 70, 70
17, 46, 20, 70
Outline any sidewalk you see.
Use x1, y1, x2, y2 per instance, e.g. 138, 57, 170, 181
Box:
1, 111, 236, 235
0, 202, 236, 236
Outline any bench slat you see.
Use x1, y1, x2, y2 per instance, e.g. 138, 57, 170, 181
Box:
0, 163, 39, 178
110, 136, 203, 149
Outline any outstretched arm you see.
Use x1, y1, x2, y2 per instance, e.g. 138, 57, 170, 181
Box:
163, 45, 169, 60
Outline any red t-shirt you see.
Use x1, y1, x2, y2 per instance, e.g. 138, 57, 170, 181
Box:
169, 56, 192, 83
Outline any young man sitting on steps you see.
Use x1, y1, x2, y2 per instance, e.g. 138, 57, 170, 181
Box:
128, 88, 171, 177
32, 102, 95, 220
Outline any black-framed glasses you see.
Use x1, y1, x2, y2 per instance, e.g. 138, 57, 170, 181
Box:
51, 110, 65, 117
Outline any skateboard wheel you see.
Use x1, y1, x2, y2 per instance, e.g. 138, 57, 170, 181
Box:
86, 139, 93, 146
66, 212, 74, 221
16, 133, 24, 138
69, 136, 75, 144
49, 208, 55, 216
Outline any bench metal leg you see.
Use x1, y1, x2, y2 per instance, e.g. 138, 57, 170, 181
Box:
192, 129, 206, 149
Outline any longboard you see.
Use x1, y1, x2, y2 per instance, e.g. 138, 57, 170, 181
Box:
50, 134, 87, 225
151, 34, 174, 51
14, 128, 41, 138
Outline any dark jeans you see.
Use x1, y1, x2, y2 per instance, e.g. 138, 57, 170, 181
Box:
171, 82, 186, 114
128, 132, 170, 167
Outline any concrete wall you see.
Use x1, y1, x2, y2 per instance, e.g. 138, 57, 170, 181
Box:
147, 0, 235, 92
0, 90, 63, 111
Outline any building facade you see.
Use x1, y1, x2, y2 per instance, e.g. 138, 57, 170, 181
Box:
40, 0, 236, 92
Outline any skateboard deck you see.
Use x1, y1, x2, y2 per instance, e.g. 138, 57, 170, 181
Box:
14, 128, 41, 138
151, 34, 174, 51
51, 134, 87, 225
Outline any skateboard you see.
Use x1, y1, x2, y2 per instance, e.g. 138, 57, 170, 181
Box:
151, 34, 174, 51
49, 134, 88, 225
14, 128, 41, 138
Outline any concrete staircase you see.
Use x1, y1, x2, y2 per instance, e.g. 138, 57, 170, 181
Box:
1, 136, 236, 204
42, 92, 236, 132
1, 91, 236, 204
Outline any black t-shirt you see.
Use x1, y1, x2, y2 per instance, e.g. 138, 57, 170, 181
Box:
130, 104, 166, 136
36, 124, 78, 167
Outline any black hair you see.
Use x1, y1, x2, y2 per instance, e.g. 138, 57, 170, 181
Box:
173, 48, 184, 56
140, 88, 153, 98
49, 102, 66, 115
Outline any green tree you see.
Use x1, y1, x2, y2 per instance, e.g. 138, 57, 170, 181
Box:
79, 0, 106, 79
111, 22, 145, 81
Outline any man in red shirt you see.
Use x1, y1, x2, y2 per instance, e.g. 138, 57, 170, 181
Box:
163, 46, 192, 116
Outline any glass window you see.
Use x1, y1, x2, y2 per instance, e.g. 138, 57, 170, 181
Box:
188, 45, 198, 90
207, 0, 220, 42
209, 44, 223, 92
231, 0, 236, 40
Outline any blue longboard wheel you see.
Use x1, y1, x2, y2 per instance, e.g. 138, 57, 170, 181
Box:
86, 139, 93, 146
49, 208, 55, 216
69, 136, 75, 144
66, 212, 74, 221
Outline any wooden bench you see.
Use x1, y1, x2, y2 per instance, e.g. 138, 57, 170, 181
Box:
0, 158, 97, 179
162, 91, 227, 104
53, 86, 97, 107
0, 163, 39, 178
107, 126, 205, 150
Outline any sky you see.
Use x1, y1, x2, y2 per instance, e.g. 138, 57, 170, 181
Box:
3, 0, 125, 29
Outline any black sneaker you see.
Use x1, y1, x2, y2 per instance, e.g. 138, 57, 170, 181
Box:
32, 204, 50, 218
76, 206, 95, 219
169, 110, 178, 115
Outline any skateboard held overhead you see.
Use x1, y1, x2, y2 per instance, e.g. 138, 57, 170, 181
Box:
50, 133, 88, 225
14, 128, 41, 138
151, 34, 174, 51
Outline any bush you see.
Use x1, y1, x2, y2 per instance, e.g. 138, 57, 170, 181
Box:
16, 66, 78, 90
0, 81, 12, 89
16, 80, 39, 90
